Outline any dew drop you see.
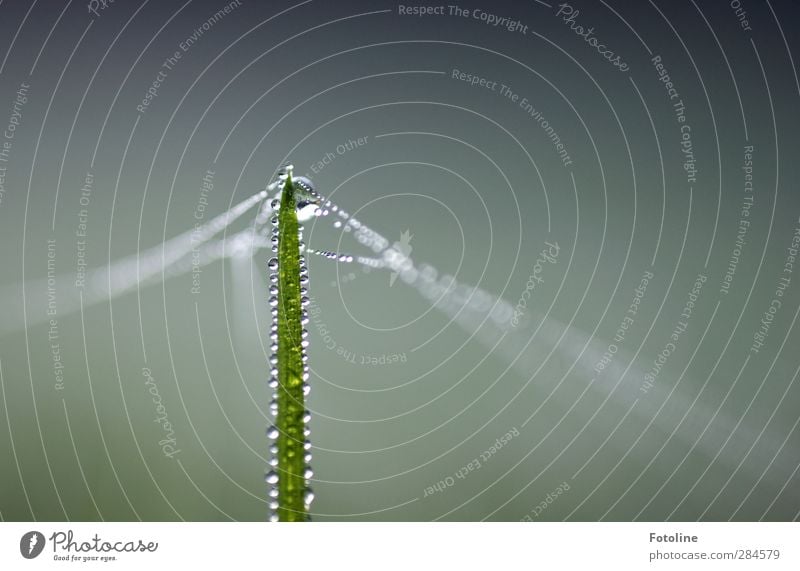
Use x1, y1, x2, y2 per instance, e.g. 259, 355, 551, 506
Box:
297, 204, 320, 223
302, 411, 311, 423
303, 383, 311, 396
267, 258, 279, 271
304, 467, 314, 479
265, 470, 279, 484
266, 426, 279, 439
304, 489, 315, 506
268, 296, 279, 307
333, 220, 342, 229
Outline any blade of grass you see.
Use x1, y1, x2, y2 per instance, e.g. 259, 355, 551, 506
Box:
274, 174, 309, 522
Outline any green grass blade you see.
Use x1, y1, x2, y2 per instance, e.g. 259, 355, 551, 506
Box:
273, 174, 309, 522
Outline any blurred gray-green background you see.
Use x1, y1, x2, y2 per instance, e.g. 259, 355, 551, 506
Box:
1, 0, 799, 521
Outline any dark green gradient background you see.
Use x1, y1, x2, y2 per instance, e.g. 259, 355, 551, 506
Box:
0, 0, 799, 521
